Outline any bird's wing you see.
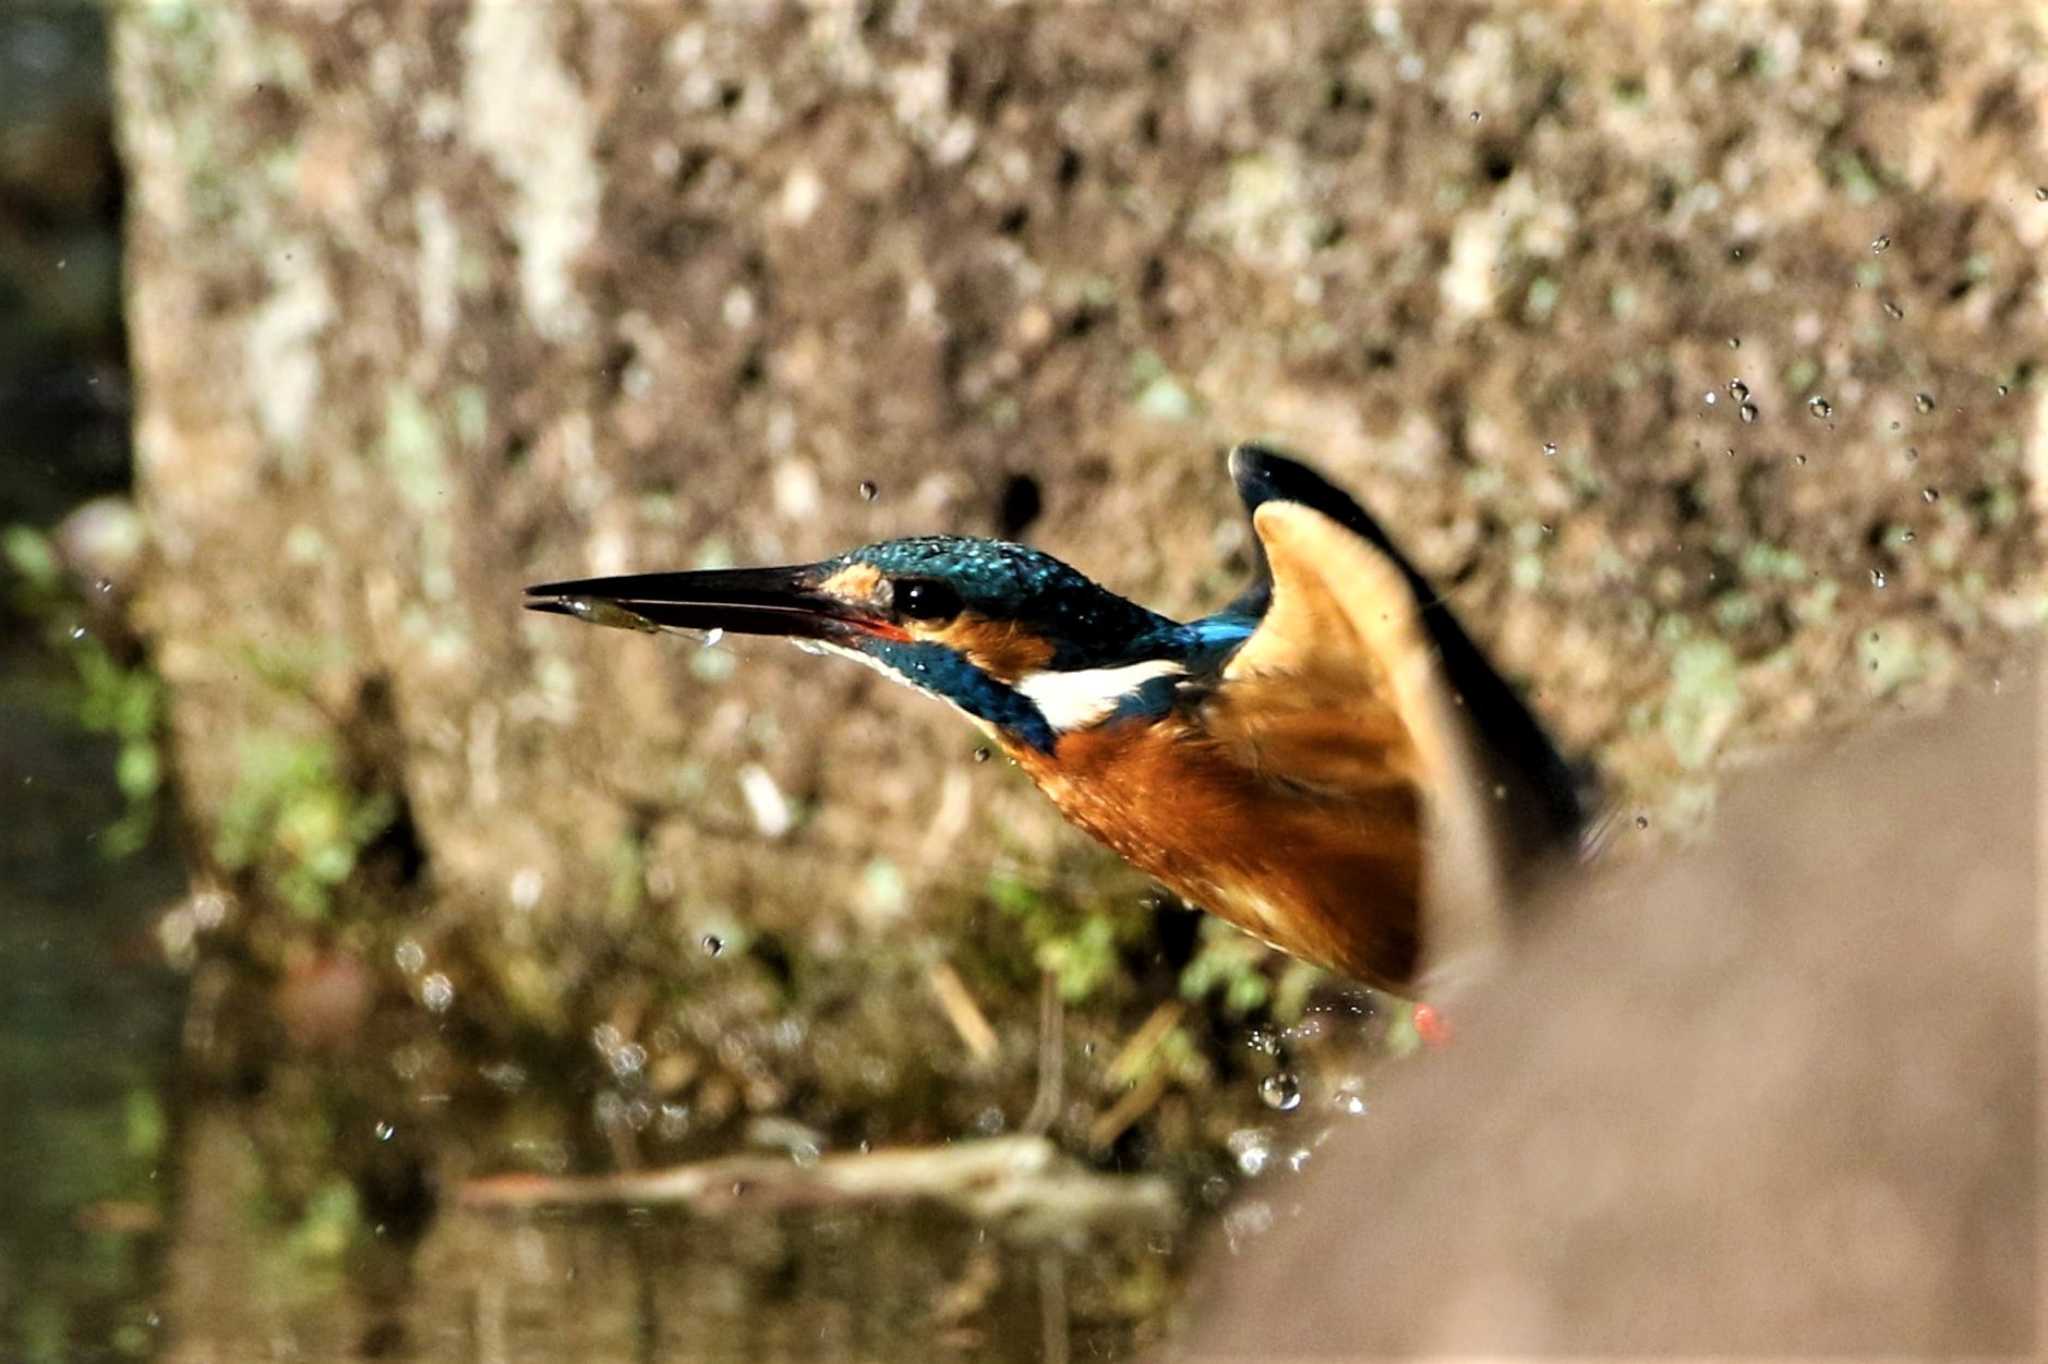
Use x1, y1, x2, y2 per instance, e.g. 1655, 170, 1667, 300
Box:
1201, 497, 1513, 993
1223, 445, 1591, 857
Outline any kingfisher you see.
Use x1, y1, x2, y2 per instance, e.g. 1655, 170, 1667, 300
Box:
526, 446, 1591, 998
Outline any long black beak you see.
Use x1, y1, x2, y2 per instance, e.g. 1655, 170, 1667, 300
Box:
524, 567, 884, 640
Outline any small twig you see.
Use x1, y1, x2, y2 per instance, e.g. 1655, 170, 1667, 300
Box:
1088, 1069, 1170, 1153
457, 1134, 1180, 1235
927, 960, 999, 1064
1021, 969, 1065, 1134
1039, 1248, 1070, 1364
1105, 1000, 1184, 1087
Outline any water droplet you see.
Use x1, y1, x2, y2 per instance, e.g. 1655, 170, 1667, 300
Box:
1634, 814, 1650, 830
393, 940, 426, 973
2036, 187, 2047, 202
1727, 336, 1741, 349
702, 933, 725, 956
1794, 453, 1808, 466
1258, 1072, 1302, 1111
1882, 300, 1904, 320
1996, 384, 2009, 397
1469, 110, 1481, 123
1727, 379, 1749, 402
68, 624, 89, 641
1870, 568, 1887, 588
1871, 233, 1891, 253
1703, 391, 1718, 406
421, 973, 455, 1012
971, 746, 992, 764
1331, 1089, 1369, 1117
1900, 529, 1916, 543
1905, 447, 1919, 462
374, 1120, 396, 1142
1244, 1024, 1281, 1056
609, 1042, 648, 1080
1922, 487, 1940, 503
702, 627, 725, 649
858, 480, 879, 502
92, 577, 113, 595
1739, 402, 1759, 424
1806, 396, 1832, 419
1227, 1128, 1272, 1176
1914, 392, 1935, 413
1541, 441, 1558, 457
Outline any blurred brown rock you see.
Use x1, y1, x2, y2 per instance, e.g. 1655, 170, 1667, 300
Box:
110, 2, 2046, 1046
1181, 659, 2035, 1357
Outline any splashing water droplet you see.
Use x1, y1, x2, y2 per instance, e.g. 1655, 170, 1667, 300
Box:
702, 627, 725, 649
93, 577, 113, 595
1227, 1128, 1272, 1176
374, 1121, 396, 1142
1258, 1072, 1302, 1112
702, 934, 725, 956
68, 625, 86, 641
1870, 568, 1887, 588
858, 480, 879, 502
1807, 396, 1833, 419
1332, 1089, 1369, 1117
1739, 402, 1759, 423
1914, 392, 1935, 413
1871, 234, 1891, 253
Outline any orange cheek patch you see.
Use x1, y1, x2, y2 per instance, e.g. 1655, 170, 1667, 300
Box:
820, 562, 886, 603
933, 615, 1055, 680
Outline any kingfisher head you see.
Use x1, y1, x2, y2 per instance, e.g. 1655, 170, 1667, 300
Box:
526, 536, 1215, 754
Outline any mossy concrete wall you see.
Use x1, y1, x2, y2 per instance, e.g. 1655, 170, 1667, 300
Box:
115, 3, 2046, 1027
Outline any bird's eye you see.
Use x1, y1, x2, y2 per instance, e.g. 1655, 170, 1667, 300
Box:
895, 578, 963, 622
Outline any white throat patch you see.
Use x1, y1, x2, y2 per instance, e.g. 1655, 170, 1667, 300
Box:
1013, 659, 1186, 733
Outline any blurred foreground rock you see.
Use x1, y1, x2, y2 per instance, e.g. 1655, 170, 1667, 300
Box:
1182, 659, 2035, 1357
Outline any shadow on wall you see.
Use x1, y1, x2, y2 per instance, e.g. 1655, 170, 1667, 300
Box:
1177, 652, 2036, 1358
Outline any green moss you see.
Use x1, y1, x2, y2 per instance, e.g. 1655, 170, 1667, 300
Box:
987, 871, 1131, 1004
214, 733, 395, 919
1177, 920, 1272, 1017
1659, 637, 1742, 770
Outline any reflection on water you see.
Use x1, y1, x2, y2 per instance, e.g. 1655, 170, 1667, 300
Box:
1, 660, 1190, 1362
0, 672, 186, 1360
166, 1100, 1175, 1362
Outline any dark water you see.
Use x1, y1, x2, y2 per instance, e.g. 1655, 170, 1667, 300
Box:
0, 658, 186, 1361
0, 650, 1186, 1362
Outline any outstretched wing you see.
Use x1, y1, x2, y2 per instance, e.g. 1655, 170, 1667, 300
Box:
1222, 445, 1591, 855
1199, 446, 1591, 991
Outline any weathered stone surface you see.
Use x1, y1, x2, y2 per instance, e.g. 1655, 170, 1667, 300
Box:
114, 2, 2045, 1025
